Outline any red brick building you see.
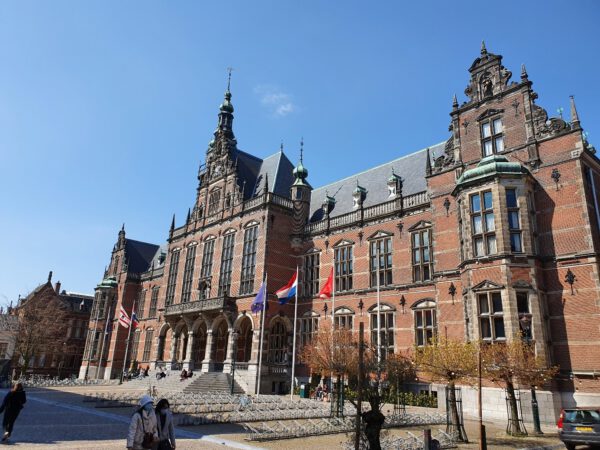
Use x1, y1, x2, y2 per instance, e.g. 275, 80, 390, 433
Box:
80, 44, 599, 421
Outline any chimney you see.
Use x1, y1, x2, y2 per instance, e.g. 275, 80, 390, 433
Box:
55, 281, 61, 294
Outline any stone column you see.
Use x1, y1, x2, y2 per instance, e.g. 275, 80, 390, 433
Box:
166, 331, 177, 371
183, 332, 195, 371
201, 330, 214, 373
224, 328, 236, 372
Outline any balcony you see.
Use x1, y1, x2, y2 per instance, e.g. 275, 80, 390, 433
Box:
164, 296, 234, 317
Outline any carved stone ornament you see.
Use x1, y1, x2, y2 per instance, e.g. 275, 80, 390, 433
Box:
432, 136, 455, 173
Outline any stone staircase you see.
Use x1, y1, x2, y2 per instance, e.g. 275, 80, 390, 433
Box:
119, 370, 194, 393
183, 372, 244, 394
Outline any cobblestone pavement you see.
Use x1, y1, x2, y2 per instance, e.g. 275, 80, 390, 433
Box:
0, 387, 568, 449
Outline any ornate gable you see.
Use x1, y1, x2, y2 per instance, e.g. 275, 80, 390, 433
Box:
367, 230, 393, 240
408, 220, 432, 232
470, 279, 505, 292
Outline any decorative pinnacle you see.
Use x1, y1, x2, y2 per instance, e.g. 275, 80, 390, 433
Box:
280, 141, 284, 152
300, 137, 304, 163
121, 223, 125, 232
570, 95, 580, 126
452, 93, 458, 108
520, 64, 528, 79
481, 40, 487, 55
226, 67, 234, 92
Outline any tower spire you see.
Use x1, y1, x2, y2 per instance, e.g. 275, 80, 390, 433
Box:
426, 147, 432, 176
481, 40, 487, 55
452, 94, 458, 109
570, 95, 581, 129
521, 63, 528, 80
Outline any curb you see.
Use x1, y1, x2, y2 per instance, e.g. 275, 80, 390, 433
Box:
516, 444, 564, 450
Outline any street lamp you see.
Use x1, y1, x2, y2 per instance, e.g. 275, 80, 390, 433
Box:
230, 330, 239, 394
519, 315, 543, 435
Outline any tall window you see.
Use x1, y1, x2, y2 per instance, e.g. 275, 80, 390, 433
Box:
478, 292, 505, 342
165, 250, 180, 306
334, 308, 354, 330
148, 287, 159, 318
199, 239, 215, 300
137, 290, 146, 319
300, 313, 319, 347
506, 189, 522, 253
471, 191, 496, 257
131, 331, 141, 362
181, 245, 197, 303
517, 292, 532, 341
414, 305, 436, 347
334, 246, 353, 292
481, 117, 504, 156
218, 233, 235, 296
240, 226, 259, 295
142, 330, 154, 362
370, 306, 395, 359
268, 321, 287, 364
412, 229, 432, 282
208, 188, 221, 215
303, 252, 320, 297
370, 238, 393, 287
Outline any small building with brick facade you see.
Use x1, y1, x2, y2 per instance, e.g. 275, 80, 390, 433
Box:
79, 44, 600, 422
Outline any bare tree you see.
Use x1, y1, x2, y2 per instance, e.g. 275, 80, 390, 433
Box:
13, 288, 74, 378
415, 337, 478, 442
481, 339, 558, 436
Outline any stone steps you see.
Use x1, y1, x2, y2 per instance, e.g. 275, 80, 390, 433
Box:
184, 372, 244, 394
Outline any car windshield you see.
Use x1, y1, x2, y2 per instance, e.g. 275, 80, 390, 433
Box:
564, 410, 600, 424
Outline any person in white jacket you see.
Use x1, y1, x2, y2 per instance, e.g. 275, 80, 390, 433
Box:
127, 395, 158, 450
155, 398, 176, 450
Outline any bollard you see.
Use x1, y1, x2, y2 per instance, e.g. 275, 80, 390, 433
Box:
423, 428, 432, 450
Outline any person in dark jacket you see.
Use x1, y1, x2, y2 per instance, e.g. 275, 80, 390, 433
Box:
0, 382, 26, 441
155, 398, 176, 450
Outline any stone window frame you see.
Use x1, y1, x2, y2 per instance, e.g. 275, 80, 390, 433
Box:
516, 291, 532, 341
412, 298, 437, 347
369, 233, 393, 288
208, 188, 221, 215
334, 241, 354, 293
148, 287, 159, 318
299, 311, 319, 347
409, 222, 433, 282
268, 319, 288, 364
164, 249, 181, 306
142, 329, 154, 362
470, 190, 497, 257
240, 223, 259, 295
477, 291, 506, 342
181, 243, 198, 303
480, 116, 504, 157
199, 236, 216, 300
218, 230, 236, 296
334, 306, 355, 331
369, 303, 395, 360
131, 329, 141, 362
506, 188, 523, 253
302, 249, 320, 298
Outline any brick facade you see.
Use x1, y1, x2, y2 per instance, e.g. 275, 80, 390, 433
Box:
80, 44, 600, 414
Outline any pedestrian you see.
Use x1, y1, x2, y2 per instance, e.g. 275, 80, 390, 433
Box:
155, 398, 176, 450
0, 382, 26, 442
126, 394, 158, 450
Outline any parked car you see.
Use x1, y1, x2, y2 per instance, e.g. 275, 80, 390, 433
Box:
558, 407, 600, 449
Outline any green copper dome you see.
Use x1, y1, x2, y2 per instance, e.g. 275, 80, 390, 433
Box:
220, 91, 234, 113
292, 161, 309, 187
454, 155, 528, 193
96, 276, 118, 290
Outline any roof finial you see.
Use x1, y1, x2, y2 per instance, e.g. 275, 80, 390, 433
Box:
280, 140, 284, 152
452, 93, 458, 109
521, 63, 528, 80
48, 271, 53, 283
481, 40, 487, 55
226, 67, 233, 92
170, 214, 175, 232
121, 223, 125, 232
570, 95, 581, 129
186, 208, 191, 224
300, 137, 304, 164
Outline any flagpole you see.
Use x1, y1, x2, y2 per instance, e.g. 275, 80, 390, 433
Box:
119, 297, 136, 384
290, 266, 299, 400
376, 244, 382, 367
331, 254, 336, 413
256, 274, 267, 397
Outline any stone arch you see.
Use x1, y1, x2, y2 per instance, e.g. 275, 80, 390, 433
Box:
210, 319, 229, 365
156, 323, 171, 362
268, 314, 292, 333
192, 314, 211, 334
235, 315, 253, 363
268, 316, 290, 364
192, 320, 208, 367
233, 312, 256, 331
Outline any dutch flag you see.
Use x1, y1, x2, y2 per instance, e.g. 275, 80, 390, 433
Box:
275, 269, 298, 305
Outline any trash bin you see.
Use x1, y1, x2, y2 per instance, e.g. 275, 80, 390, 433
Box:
299, 383, 306, 398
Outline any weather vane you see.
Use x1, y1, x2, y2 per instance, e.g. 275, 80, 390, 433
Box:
226, 67, 234, 91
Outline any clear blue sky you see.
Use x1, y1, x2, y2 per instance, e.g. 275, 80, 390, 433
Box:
1, 1, 599, 304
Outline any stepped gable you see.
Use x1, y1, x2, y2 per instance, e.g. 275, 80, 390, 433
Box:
124, 239, 160, 274
309, 142, 444, 222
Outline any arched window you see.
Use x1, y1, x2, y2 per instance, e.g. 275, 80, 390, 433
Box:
334, 307, 354, 330
412, 299, 437, 347
208, 188, 221, 215
268, 321, 288, 364
300, 311, 319, 346
369, 304, 395, 360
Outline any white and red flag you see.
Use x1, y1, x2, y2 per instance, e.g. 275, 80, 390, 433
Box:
118, 306, 131, 328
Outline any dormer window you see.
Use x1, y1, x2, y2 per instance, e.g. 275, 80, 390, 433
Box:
481, 118, 504, 156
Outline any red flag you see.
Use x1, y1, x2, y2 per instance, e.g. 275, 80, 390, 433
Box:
118, 306, 131, 329
318, 268, 334, 299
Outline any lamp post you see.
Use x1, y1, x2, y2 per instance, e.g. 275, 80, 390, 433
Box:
519, 315, 542, 435
230, 330, 238, 395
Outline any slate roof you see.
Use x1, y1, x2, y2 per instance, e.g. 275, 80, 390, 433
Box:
232, 148, 295, 199
124, 239, 160, 274
148, 244, 168, 270
59, 292, 94, 313
309, 142, 444, 222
